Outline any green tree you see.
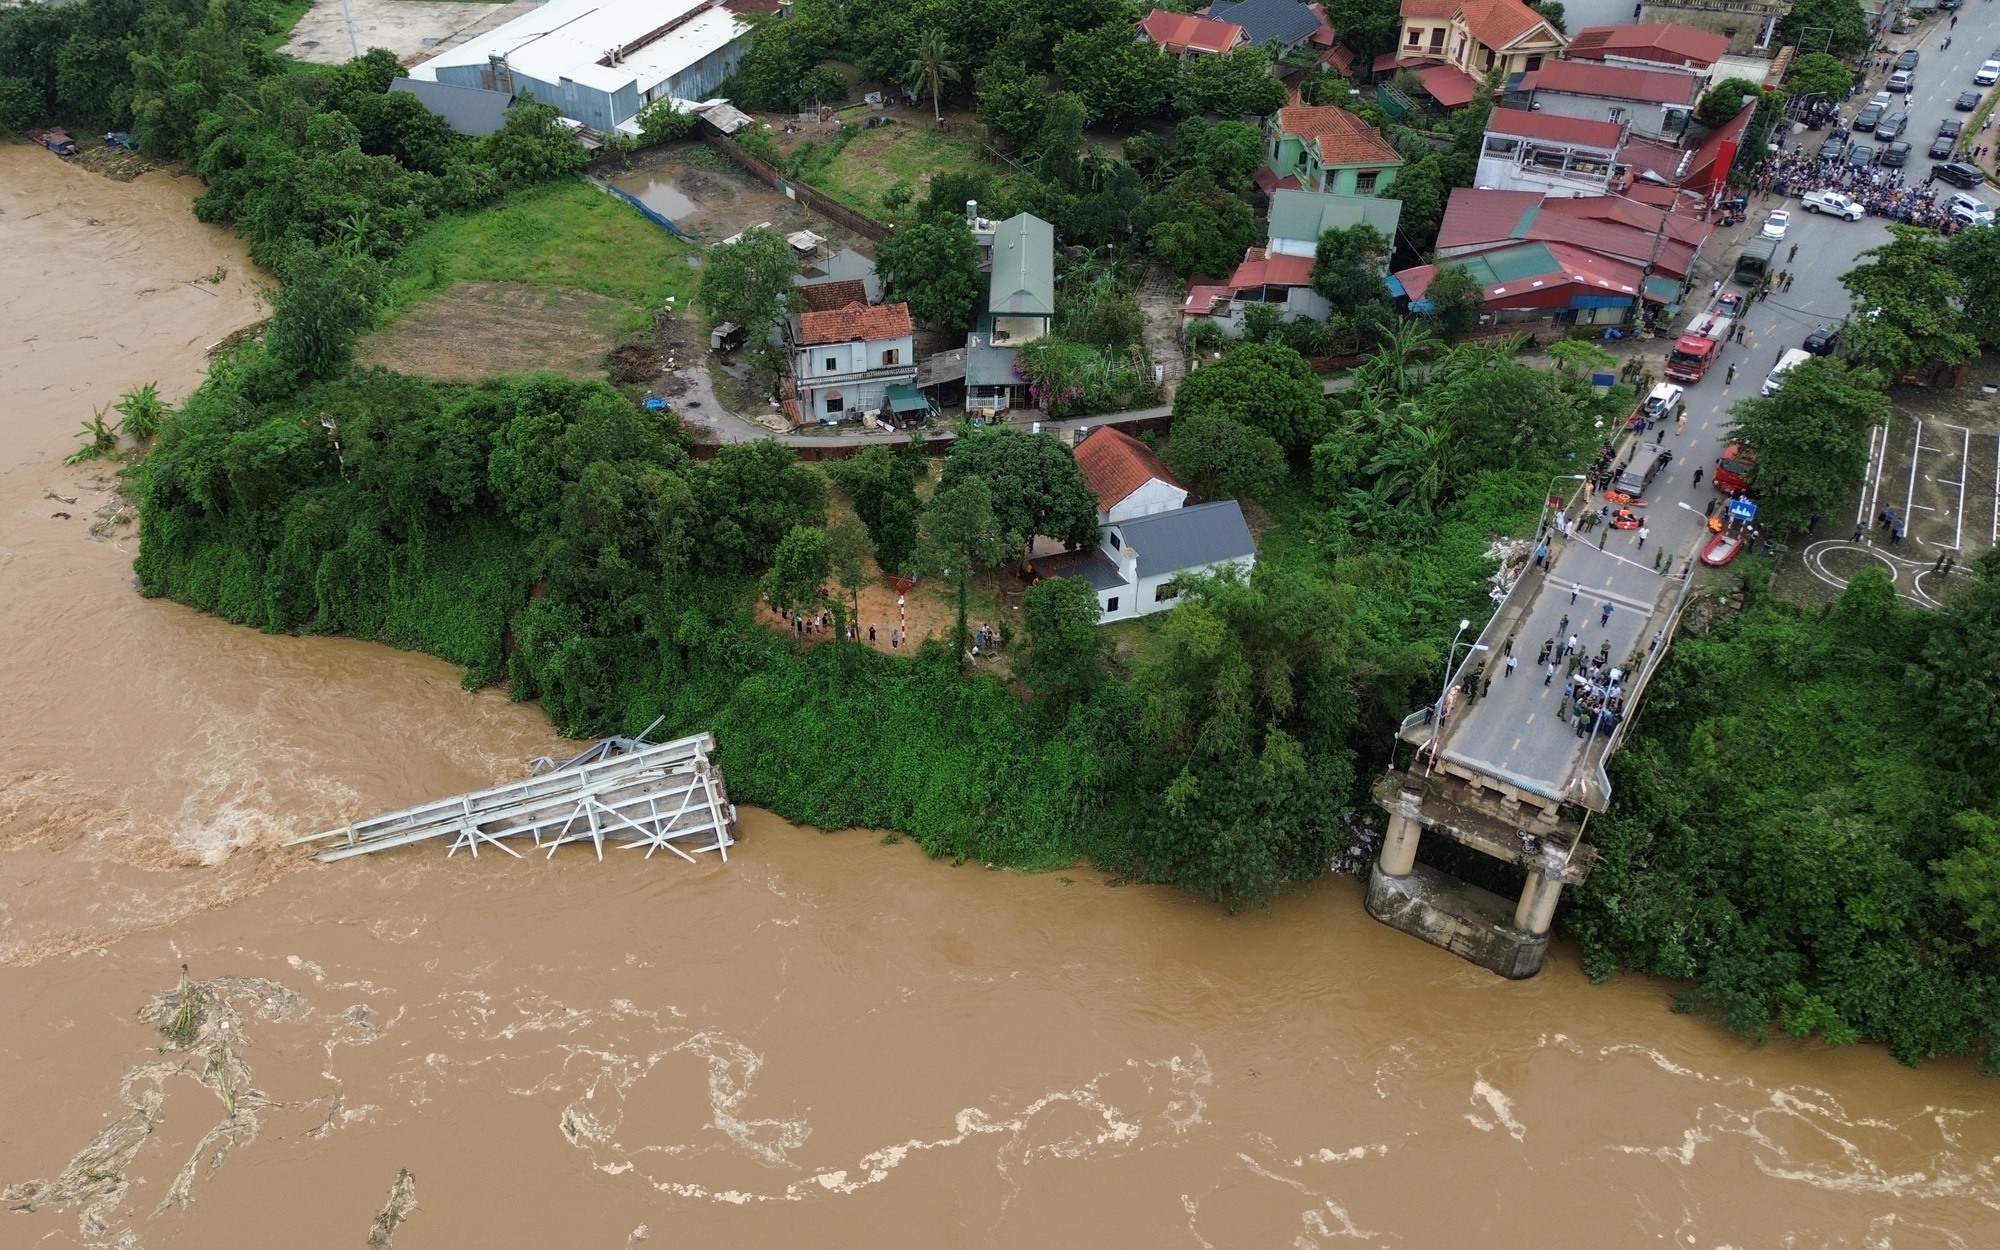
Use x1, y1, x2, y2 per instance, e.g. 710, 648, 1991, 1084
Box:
1841, 227, 1979, 379
827, 445, 925, 573
1945, 224, 2000, 350
728, 10, 843, 111
1177, 116, 1265, 189
1421, 262, 1482, 336
976, 64, 1049, 149
940, 426, 1100, 555
1383, 149, 1448, 253
907, 27, 961, 124
1322, 0, 1401, 65
636, 99, 698, 145
1140, 170, 1261, 279
1912, 546, 2000, 774
1309, 223, 1393, 342
1053, 23, 1169, 126
761, 523, 832, 617
1019, 575, 1109, 710
1029, 89, 1087, 187
1530, 1, 1566, 33
1172, 340, 1326, 450
476, 102, 590, 183
1783, 52, 1854, 105
693, 440, 827, 574
114, 382, 168, 443
919, 475, 1011, 664
826, 514, 873, 633
1725, 358, 1888, 535
0, 72, 46, 129
1697, 78, 1765, 128
696, 227, 798, 374
1932, 810, 2000, 945
875, 217, 983, 337
264, 249, 379, 386
1778, 0, 1873, 57
1165, 411, 1286, 499
1171, 45, 1289, 119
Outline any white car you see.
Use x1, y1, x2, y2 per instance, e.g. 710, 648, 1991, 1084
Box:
1760, 209, 1789, 241
1977, 61, 2000, 87
1950, 192, 1995, 227
1801, 189, 1864, 220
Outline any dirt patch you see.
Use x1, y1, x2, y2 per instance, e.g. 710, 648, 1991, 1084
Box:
359, 281, 635, 380
69, 145, 169, 182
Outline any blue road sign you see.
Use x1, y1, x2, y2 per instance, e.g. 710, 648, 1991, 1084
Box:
1728, 498, 1757, 521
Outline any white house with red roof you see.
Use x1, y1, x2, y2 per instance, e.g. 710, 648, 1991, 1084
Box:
1563, 22, 1727, 74
788, 301, 916, 425
1029, 427, 1256, 623
1073, 424, 1189, 523
1476, 107, 1625, 197
1513, 58, 1701, 141
1136, 8, 1247, 56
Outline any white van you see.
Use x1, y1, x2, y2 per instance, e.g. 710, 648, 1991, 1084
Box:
1762, 348, 1813, 397
1949, 192, 1994, 227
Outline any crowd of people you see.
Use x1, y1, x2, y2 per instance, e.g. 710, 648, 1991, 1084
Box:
1747, 144, 1985, 231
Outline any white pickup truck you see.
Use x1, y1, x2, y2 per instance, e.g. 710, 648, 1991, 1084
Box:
1801, 189, 1865, 220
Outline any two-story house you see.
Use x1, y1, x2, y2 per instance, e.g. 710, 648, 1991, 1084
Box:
1392, 0, 1566, 91
1474, 107, 1624, 198
1201, 0, 1329, 55
1513, 59, 1701, 142
965, 212, 1055, 417
1259, 104, 1403, 197
790, 302, 916, 424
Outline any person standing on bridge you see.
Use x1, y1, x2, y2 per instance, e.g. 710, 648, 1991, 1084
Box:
1600, 601, 1614, 628
1505, 654, 1517, 678
1651, 629, 1664, 653
1539, 638, 1553, 666
1637, 523, 1650, 551
1571, 582, 1581, 604
1545, 659, 1557, 686
1788, 243, 1798, 263
1694, 466, 1704, 488
1567, 632, 1579, 658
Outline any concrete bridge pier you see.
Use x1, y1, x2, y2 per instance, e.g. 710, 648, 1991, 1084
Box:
1366, 772, 1595, 979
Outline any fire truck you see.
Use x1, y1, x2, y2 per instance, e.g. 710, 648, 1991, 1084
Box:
1663, 309, 1733, 383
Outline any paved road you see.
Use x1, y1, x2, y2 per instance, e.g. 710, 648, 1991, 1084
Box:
1429, 3, 2000, 802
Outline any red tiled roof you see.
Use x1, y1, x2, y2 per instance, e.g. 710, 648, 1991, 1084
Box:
1399, 0, 1458, 19
1418, 63, 1480, 106
1458, 0, 1558, 50
1181, 283, 1233, 316
1254, 165, 1305, 193
1395, 241, 1641, 304
1273, 104, 1401, 167
1138, 8, 1246, 54
1321, 43, 1355, 72
1484, 106, 1623, 149
1523, 59, 1699, 105
1308, 2, 1336, 45
796, 301, 912, 345
1541, 193, 1711, 244
1074, 426, 1183, 510
1436, 188, 1544, 250
799, 279, 869, 311
1565, 22, 1728, 69
1226, 247, 1316, 291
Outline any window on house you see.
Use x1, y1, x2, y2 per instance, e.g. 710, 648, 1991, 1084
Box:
1108, 532, 1121, 549
1481, 48, 1494, 70
1154, 583, 1179, 603
824, 355, 839, 372
1525, 54, 1543, 71
1355, 169, 1379, 193
1105, 596, 1119, 612
881, 348, 899, 366
1456, 36, 1467, 61
1407, 27, 1421, 46
1428, 27, 1445, 52
1607, 106, 1626, 123
825, 392, 844, 413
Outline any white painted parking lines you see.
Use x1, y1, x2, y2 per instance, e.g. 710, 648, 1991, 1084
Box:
1906, 419, 1924, 539
1858, 424, 1886, 529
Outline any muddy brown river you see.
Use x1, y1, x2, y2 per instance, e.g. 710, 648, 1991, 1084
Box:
1, 147, 1995, 1249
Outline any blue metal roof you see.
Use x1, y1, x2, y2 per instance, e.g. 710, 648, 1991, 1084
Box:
1205, 0, 1322, 48
1115, 500, 1257, 578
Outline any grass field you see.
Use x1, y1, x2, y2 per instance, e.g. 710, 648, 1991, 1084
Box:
384, 179, 698, 324
801, 119, 1003, 217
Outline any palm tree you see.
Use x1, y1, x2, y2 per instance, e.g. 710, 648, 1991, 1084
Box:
906, 29, 959, 125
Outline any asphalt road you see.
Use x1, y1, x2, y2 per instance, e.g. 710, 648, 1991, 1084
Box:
1432, 4, 1998, 802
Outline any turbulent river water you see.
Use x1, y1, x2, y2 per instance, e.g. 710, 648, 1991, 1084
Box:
1, 147, 1996, 1249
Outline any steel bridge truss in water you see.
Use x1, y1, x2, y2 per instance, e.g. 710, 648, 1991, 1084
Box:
285, 731, 737, 865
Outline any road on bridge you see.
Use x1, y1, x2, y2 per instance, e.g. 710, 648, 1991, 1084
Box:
1421, 10, 2000, 802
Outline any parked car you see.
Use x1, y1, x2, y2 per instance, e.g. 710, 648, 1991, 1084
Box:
1881, 142, 1912, 168
1941, 0, 1961, 9
1950, 192, 1995, 227
1931, 134, 1957, 160
1642, 383, 1685, 426
1940, 117, 1964, 139
1888, 69, 1915, 93
1817, 135, 1848, 161
1977, 60, 2000, 87
1716, 291, 1745, 317
1760, 209, 1790, 240
1848, 144, 1876, 167
1935, 161, 1986, 188
1874, 112, 1908, 141
1853, 103, 1885, 131
1895, 49, 1920, 71
1802, 188, 1864, 219
1804, 325, 1839, 356
1958, 90, 1983, 111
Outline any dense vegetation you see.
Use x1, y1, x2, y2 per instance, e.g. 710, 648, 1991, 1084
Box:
1575, 559, 2000, 1069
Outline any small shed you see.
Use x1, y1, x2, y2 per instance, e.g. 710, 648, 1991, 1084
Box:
710, 321, 746, 351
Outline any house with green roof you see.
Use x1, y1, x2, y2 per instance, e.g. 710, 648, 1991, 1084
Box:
1265, 189, 1403, 257
963, 212, 1056, 417
1390, 238, 1651, 329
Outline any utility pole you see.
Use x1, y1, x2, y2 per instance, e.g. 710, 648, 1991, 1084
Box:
340, 0, 360, 59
